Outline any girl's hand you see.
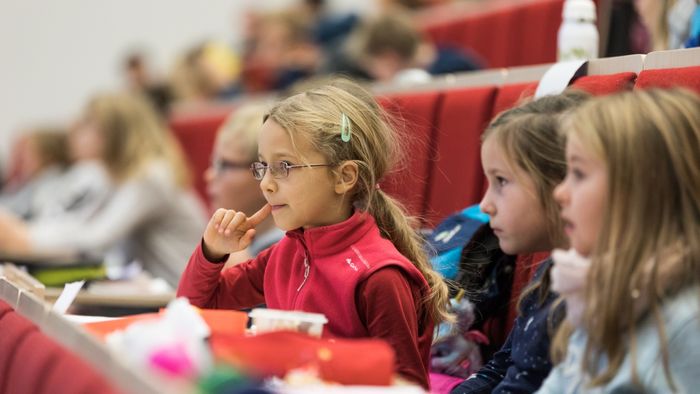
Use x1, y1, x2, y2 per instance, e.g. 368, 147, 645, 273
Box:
550, 248, 591, 326
430, 334, 483, 378
0, 208, 30, 254
202, 204, 271, 261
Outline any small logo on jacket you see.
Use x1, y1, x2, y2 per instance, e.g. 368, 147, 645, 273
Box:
345, 258, 358, 271
350, 245, 371, 269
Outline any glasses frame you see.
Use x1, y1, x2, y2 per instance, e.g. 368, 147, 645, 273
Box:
212, 158, 254, 175
250, 160, 332, 180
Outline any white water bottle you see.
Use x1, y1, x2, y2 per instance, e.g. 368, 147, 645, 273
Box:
557, 0, 599, 61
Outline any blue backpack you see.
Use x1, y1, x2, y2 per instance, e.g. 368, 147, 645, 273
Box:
427, 205, 489, 280
428, 205, 518, 358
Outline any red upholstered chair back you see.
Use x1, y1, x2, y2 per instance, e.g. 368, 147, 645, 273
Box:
43, 344, 122, 394
0, 311, 38, 390
492, 82, 538, 118
635, 65, 700, 95
571, 72, 637, 95
0, 308, 120, 394
6, 330, 61, 394
465, 10, 516, 68
0, 299, 13, 318
425, 86, 497, 226
423, 0, 563, 68
512, 0, 563, 66
170, 107, 233, 205
378, 92, 443, 222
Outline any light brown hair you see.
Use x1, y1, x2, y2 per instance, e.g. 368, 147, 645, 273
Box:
355, 13, 421, 61
265, 78, 452, 323
27, 127, 71, 169
216, 102, 270, 162
86, 92, 190, 187
483, 90, 590, 311
552, 88, 700, 389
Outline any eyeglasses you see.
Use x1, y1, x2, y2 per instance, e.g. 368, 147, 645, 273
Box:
250, 160, 332, 180
212, 158, 253, 174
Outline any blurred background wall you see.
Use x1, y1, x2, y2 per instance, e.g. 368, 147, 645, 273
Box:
0, 0, 373, 166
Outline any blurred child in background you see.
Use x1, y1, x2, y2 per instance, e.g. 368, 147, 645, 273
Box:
0, 92, 206, 286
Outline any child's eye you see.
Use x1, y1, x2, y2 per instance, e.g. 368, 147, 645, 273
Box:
279, 160, 293, 169
571, 167, 585, 181
496, 176, 508, 187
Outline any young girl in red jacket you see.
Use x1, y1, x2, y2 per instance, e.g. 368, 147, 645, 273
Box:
177, 79, 451, 389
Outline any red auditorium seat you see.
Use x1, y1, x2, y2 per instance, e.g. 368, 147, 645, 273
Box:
465, 10, 516, 68
0, 299, 13, 318
424, 23, 452, 50
43, 347, 121, 394
378, 92, 443, 222
0, 307, 120, 393
635, 65, 700, 94
0, 311, 38, 392
513, 0, 562, 66
6, 331, 61, 394
571, 72, 637, 95
169, 107, 234, 205
422, 0, 563, 68
425, 86, 497, 226
492, 81, 538, 117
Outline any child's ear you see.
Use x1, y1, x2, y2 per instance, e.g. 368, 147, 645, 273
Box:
334, 161, 359, 194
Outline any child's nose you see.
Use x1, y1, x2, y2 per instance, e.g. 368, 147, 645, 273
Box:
479, 190, 495, 216
204, 167, 215, 183
553, 181, 568, 206
259, 168, 276, 193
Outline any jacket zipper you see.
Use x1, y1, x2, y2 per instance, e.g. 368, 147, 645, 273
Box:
296, 257, 310, 292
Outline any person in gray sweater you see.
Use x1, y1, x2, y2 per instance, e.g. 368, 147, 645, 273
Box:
539, 88, 700, 393
0, 92, 206, 286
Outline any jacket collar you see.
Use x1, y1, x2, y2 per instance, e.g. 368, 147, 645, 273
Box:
286, 211, 377, 257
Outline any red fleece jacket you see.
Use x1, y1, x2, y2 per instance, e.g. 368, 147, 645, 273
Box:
177, 211, 434, 389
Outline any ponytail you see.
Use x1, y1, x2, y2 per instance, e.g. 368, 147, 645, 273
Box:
369, 188, 454, 324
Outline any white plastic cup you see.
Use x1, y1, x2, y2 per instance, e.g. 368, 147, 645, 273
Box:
249, 308, 329, 338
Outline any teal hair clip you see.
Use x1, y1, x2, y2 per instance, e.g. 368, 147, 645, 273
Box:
340, 113, 352, 142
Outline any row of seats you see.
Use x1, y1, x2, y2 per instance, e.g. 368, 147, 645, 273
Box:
419, 0, 566, 68
0, 275, 177, 394
418, 0, 609, 69
170, 62, 700, 228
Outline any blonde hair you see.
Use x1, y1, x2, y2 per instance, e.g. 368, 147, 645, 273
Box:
86, 92, 190, 187
27, 127, 71, 169
216, 102, 270, 161
651, 0, 676, 50
265, 78, 452, 324
553, 88, 700, 388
